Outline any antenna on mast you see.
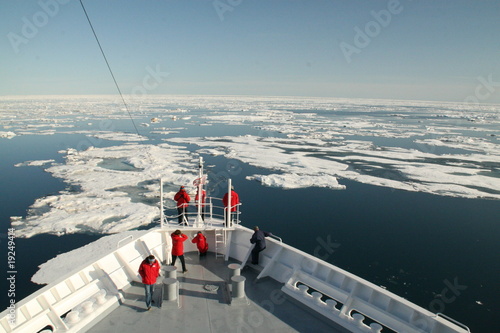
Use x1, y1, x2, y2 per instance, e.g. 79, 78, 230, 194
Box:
194, 156, 206, 228
160, 178, 164, 228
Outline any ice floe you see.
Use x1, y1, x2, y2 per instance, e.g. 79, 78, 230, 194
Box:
15, 160, 55, 167
169, 135, 500, 199
12, 143, 200, 237
2, 95, 499, 239
247, 173, 345, 190
89, 131, 149, 142
0, 131, 16, 138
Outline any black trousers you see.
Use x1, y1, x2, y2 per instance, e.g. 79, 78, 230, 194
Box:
172, 255, 186, 271
251, 246, 265, 265
177, 206, 188, 224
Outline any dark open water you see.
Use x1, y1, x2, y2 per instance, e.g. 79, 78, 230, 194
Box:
0, 119, 499, 333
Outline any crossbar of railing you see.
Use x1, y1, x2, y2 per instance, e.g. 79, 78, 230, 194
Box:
116, 235, 133, 249
436, 313, 471, 332
164, 199, 242, 226
269, 234, 282, 243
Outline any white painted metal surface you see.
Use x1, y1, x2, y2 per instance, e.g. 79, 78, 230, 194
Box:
229, 228, 470, 333
0, 225, 470, 333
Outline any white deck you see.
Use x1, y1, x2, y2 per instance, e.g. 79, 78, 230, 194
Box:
89, 252, 345, 333
0, 225, 470, 333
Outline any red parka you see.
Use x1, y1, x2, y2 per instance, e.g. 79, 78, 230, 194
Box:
192, 233, 208, 253
171, 233, 188, 256
195, 189, 206, 207
138, 259, 160, 285
223, 190, 239, 212
174, 189, 190, 208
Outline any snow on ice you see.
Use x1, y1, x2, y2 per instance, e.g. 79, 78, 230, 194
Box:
1, 95, 499, 240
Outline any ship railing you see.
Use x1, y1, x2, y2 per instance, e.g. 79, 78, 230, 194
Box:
162, 197, 241, 227
269, 234, 282, 242
228, 228, 470, 333
0, 231, 168, 333
436, 314, 471, 333
116, 235, 133, 249
205, 197, 242, 227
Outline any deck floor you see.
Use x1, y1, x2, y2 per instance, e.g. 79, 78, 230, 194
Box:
89, 252, 346, 333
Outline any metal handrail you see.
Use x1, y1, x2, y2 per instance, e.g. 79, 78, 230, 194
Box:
164, 202, 213, 217
436, 313, 471, 332
116, 235, 133, 249
164, 199, 242, 225
269, 234, 282, 243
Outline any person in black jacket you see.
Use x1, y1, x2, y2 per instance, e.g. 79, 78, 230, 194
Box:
250, 226, 272, 265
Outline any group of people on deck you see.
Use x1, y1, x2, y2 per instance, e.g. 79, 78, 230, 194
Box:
138, 229, 208, 310
138, 183, 273, 311
174, 185, 240, 226
138, 224, 272, 310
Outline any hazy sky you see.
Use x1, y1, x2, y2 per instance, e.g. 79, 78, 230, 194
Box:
1, 0, 499, 103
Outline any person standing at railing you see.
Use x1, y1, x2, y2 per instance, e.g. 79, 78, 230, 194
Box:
138, 255, 160, 310
195, 188, 206, 221
223, 186, 240, 226
250, 226, 272, 265
171, 230, 188, 273
174, 185, 190, 225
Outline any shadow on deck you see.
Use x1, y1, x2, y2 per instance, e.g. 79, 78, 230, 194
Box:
89, 252, 348, 333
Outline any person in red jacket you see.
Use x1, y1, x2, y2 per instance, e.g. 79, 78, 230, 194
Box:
222, 186, 240, 226
195, 188, 206, 221
171, 230, 188, 272
138, 255, 160, 310
174, 186, 190, 225
192, 231, 208, 256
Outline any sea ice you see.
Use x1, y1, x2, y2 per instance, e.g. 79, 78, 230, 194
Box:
169, 135, 500, 199
0, 131, 16, 138
3, 95, 499, 239
13, 143, 200, 237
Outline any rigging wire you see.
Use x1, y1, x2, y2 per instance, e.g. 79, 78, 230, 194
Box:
78, 0, 140, 136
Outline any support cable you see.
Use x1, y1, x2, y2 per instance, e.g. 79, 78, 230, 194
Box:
78, 0, 140, 135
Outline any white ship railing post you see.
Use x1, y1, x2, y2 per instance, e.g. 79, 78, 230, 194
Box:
227, 178, 232, 227
208, 197, 213, 225
236, 202, 240, 224
194, 156, 204, 228
160, 178, 164, 228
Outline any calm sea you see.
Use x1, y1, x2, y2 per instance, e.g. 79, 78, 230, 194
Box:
0, 115, 498, 333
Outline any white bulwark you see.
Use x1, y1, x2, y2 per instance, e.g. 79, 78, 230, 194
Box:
0, 222, 470, 333
0, 162, 470, 332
